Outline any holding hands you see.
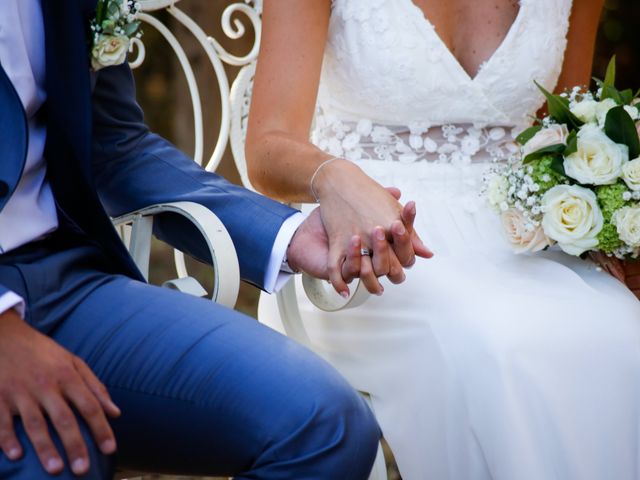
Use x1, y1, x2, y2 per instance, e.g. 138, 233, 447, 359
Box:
286, 157, 433, 297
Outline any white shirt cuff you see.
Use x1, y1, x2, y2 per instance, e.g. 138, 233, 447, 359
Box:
0, 291, 25, 319
263, 212, 306, 294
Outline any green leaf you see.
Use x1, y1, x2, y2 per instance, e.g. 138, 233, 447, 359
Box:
523, 144, 566, 164
604, 55, 617, 89
604, 105, 640, 159
123, 21, 141, 37
620, 89, 634, 105
535, 81, 584, 130
516, 125, 542, 145
95, 0, 106, 23
564, 130, 578, 156
550, 155, 566, 176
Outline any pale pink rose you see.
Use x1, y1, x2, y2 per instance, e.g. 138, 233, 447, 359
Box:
501, 209, 551, 253
522, 124, 570, 157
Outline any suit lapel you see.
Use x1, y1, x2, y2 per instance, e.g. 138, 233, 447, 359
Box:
40, 0, 96, 181
0, 64, 28, 213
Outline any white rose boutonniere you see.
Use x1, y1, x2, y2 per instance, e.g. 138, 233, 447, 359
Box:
89, 0, 142, 72
541, 185, 604, 256
563, 124, 629, 185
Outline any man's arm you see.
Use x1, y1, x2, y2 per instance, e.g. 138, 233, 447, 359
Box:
90, 63, 297, 289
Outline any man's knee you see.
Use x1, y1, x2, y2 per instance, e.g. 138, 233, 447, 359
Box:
256, 357, 381, 478
0, 417, 115, 479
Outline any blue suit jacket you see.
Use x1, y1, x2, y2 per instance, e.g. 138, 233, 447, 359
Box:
0, 0, 296, 300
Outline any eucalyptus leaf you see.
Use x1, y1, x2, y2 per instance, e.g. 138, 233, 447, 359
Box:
535, 81, 583, 130
124, 21, 141, 37
604, 105, 640, 159
523, 144, 566, 164
516, 125, 542, 145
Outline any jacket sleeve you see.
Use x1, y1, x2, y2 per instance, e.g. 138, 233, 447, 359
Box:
89, 63, 298, 289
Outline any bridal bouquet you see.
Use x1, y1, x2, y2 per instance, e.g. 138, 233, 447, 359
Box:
487, 58, 640, 258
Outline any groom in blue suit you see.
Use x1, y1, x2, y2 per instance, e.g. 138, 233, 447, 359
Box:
0, 0, 406, 478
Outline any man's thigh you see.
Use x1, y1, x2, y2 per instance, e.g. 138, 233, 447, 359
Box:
51, 274, 376, 478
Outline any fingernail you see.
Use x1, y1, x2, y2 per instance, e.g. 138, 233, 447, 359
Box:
46, 457, 63, 472
375, 228, 385, 241
7, 447, 21, 460
396, 224, 406, 235
71, 458, 88, 474
101, 439, 116, 454
411, 204, 417, 216
340, 291, 349, 298
377, 287, 384, 296
109, 401, 121, 415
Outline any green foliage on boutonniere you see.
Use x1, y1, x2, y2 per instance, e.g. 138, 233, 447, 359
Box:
89, 0, 143, 71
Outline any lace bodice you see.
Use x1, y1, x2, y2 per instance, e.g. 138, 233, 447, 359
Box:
313, 0, 573, 163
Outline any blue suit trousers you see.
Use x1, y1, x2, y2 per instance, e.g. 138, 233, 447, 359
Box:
0, 228, 379, 479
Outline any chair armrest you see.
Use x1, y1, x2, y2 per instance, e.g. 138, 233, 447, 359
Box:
112, 201, 240, 308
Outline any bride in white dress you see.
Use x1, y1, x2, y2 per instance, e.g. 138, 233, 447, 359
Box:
246, 0, 640, 478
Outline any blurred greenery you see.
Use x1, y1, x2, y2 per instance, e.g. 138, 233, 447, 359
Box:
128, 1, 638, 478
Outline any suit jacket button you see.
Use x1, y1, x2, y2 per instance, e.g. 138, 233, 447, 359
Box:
0, 181, 9, 197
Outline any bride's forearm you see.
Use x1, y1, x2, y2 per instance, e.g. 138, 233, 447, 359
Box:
245, 130, 361, 204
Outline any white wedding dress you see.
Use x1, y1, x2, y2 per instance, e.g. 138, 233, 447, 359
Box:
259, 1, 640, 478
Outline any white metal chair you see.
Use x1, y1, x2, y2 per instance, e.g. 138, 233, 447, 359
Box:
114, 1, 387, 478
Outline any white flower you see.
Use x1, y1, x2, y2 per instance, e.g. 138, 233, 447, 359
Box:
370, 126, 393, 143
540, 185, 604, 256
487, 175, 509, 208
522, 124, 570, 157
461, 135, 481, 156
563, 124, 628, 185
570, 99, 599, 123
91, 34, 129, 71
501, 209, 551, 253
356, 119, 373, 137
613, 206, 640, 247
596, 98, 618, 126
622, 158, 640, 191
624, 105, 640, 121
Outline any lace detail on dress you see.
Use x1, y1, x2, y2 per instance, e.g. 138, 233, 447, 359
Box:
312, 109, 520, 164
319, 0, 573, 128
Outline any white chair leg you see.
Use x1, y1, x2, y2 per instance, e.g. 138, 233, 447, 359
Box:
361, 392, 388, 480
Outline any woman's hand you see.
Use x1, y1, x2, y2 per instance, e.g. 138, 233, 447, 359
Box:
314, 159, 433, 294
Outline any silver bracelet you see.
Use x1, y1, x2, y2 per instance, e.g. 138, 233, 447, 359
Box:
309, 157, 342, 202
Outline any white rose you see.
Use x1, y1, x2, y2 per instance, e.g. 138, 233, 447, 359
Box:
541, 184, 604, 256
563, 124, 628, 185
596, 98, 618, 126
91, 34, 129, 71
570, 99, 599, 124
522, 124, 570, 157
501, 209, 551, 253
487, 175, 509, 208
613, 206, 640, 247
622, 158, 640, 191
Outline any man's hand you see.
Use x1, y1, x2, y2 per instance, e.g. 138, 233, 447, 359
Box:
287, 204, 424, 297
0, 310, 120, 476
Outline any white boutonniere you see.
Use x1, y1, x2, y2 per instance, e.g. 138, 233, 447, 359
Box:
89, 0, 143, 71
